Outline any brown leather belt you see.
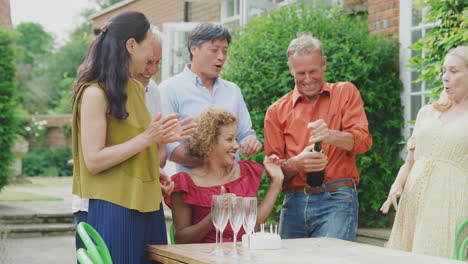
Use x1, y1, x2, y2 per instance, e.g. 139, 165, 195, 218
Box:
291, 180, 354, 195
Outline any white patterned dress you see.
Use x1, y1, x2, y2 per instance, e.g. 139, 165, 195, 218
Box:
387, 105, 468, 258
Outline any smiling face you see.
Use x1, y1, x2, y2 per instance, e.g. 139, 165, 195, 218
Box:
209, 123, 239, 167
190, 39, 228, 82
127, 29, 154, 75
442, 54, 468, 103
288, 50, 327, 100
134, 39, 162, 87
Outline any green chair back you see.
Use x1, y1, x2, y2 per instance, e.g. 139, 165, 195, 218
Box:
170, 222, 176, 245
77, 222, 113, 264
453, 218, 468, 261
76, 248, 94, 264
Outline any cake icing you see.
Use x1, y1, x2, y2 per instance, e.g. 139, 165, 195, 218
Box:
241, 232, 282, 250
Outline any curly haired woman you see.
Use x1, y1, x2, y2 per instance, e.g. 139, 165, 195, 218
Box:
165, 108, 283, 243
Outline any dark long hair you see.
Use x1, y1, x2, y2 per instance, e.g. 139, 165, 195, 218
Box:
73, 11, 150, 120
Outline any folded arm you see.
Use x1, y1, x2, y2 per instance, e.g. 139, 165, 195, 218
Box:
171, 192, 213, 243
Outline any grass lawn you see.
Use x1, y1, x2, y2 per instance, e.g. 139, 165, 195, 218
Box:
10, 176, 72, 187
0, 189, 62, 201
0, 176, 71, 201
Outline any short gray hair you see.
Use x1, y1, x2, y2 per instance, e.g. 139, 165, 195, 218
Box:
150, 24, 162, 42
287, 33, 323, 60
188, 23, 231, 60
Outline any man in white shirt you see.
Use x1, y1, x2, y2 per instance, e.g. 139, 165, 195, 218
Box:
160, 23, 262, 173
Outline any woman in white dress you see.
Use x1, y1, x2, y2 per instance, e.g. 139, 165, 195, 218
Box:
380, 45, 468, 259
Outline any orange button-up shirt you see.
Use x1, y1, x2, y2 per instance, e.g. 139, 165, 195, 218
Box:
264, 82, 372, 189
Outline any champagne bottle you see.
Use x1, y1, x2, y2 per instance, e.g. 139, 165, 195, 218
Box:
306, 142, 325, 187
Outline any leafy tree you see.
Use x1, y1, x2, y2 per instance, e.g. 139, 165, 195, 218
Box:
43, 31, 92, 113
223, 3, 404, 227
14, 0, 125, 114
35, 0, 126, 114
409, 0, 467, 98
15, 22, 53, 65
14, 23, 55, 113
0, 29, 19, 191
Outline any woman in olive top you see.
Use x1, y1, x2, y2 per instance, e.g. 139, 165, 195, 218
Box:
71, 11, 195, 264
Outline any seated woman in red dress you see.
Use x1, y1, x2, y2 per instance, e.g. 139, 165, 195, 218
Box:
164, 108, 284, 243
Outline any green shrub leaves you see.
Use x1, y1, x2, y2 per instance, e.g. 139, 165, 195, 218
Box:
0, 29, 19, 192
22, 148, 73, 177
223, 3, 404, 227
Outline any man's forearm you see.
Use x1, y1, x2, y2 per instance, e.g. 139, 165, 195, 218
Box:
327, 130, 354, 151
280, 157, 299, 181
170, 144, 203, 168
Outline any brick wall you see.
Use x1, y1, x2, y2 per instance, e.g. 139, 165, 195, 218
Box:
0, 0, 12, 28
92, 0, 185, 33
368, 0, 399, 37
29, 115, 72, 150
187, 1, 220, 22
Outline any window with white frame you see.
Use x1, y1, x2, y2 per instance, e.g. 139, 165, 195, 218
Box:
221, 0, 241, 29
399, 0, 435, 137
161, 23, 199, 81
220, 0, 342, 29
221, 0, 275, 29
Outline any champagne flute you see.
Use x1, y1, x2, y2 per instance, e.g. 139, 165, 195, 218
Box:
242, 197, 257, 247
242, 197, 257, 261
210, 195, 222, 255
212, 195, 229, 256
229, 196, 244, 257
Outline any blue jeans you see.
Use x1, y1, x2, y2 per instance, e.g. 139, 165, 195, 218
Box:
73, 211, 88, 251
279, 179, 359, 241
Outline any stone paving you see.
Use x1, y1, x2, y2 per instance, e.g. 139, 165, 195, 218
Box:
0, 180, 75, 263
2, 236, 75, 264
0, 161, 390, 263
0, 161, 177, 264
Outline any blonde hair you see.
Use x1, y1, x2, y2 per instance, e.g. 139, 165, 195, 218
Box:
287, 33, 323, 61
188, 108, 237, 160
433, 45, 468, 112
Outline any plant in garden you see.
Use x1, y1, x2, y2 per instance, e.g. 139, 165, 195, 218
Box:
22, 148, 73, 177
23, 117, 48, 148
223, 3, 404, 227
409, 0, 467, 99
0, 29, 19, 192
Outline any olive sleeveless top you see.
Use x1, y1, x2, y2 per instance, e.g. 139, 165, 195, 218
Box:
72, 79, 162, 212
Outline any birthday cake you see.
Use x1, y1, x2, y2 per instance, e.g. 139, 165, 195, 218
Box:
241, 232, 282, 250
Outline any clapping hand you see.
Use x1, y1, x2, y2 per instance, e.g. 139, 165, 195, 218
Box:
263, 154, 284, 184
145, 113, 197, 144
159, 168, 174, 197
240, 136, 262, 157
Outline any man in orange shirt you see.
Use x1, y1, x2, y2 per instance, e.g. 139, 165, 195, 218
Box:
264, 34, 372, 241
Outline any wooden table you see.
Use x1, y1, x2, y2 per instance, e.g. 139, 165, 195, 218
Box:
148, 237, 463, 263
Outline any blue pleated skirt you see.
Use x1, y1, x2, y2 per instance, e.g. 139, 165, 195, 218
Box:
87, 199, 167, 264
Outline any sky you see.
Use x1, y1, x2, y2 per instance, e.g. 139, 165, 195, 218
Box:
10, 0, 98, 46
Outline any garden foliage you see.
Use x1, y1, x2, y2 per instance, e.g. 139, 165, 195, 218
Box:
223, 3, 404, 227
22, 148, 73, 177
0, 29, 19, 191
409, 0, 467, 98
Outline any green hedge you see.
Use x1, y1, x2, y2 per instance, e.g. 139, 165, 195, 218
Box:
22, 148, 73, 176
223, 3, 404, 227
0, 29, 19, 191
409, 0, 467, 98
